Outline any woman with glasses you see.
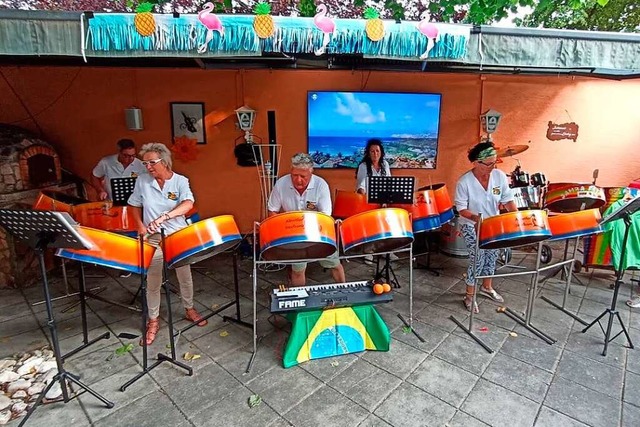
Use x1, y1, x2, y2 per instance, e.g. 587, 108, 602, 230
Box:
454, 141, 517, 313
128, 142, 207, 345
355, 139, 391, 195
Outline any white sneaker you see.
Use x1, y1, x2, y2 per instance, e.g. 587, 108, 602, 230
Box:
388, 253, 399, 261
363, 255, 374, 265
627, 296, 640, 308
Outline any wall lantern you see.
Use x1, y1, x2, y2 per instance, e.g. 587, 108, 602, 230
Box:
480, 109, 501, 138
235, 106, 256, 133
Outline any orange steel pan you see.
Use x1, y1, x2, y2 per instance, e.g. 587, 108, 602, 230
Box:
340, 208, 413, 254
164, 215, 242, 268
544, 183, 605, 213
332, 190, 378, 219
259, 211, 337, 261
56, 227, 156, 275
479, 210, 551, 249
416, 183, 454, 224
33, 190, 88, 214
548, 208, 602, 241
73, 202, 136, 232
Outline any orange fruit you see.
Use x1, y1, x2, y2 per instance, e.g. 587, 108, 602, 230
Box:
382, 283, 391, 293
373, 284, 384, 295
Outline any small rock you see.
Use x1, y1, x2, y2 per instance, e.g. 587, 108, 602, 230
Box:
0, 370, 19, 384
45, 381, 62, 400
27, 382, 45, 396
40, 370, 56, 384
0, 395, 10, 411
7, 379, 32, 394
11, 401, 27, 414
11, 390, 27, 399
33, 350, 42, 357
17, 353, 31, 364
0, 410, 11, 425
17, 357, 43, 376
0, 360, 15, 370
37, 361, 57, 374
41, 349, 53, 359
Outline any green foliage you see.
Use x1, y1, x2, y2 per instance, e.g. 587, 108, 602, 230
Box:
299, 0, 317, 17
134, 1, 154, 13
254, 1, 272, 15
363, 7, 380, 20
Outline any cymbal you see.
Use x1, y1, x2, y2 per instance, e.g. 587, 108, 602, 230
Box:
496, 145, 529, 158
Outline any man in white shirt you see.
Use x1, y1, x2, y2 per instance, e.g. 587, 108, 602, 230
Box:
268, 153, 346, 286
90, 139, 146, 201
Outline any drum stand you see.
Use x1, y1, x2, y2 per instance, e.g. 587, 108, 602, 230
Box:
449, 214, 494, 353
375, 253, 401, 288
177, 249, 252, 336
540, 237, 588, 326
0, 209, 114, 426
121, 233, 193, 391
413, 232, 443, 276
581, 197, 639, 356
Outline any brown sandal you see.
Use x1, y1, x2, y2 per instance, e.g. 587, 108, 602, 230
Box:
140, 318, 160, 346
185, 308, 208, 327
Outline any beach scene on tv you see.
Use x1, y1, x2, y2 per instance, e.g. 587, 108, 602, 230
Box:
308, 91, 442, 169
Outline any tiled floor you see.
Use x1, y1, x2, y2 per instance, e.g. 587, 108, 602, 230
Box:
1, 243, 640, 427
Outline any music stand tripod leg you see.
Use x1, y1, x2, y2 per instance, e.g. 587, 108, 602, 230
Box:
581, 208, 636, 355
20, 248, 114, 427
222, 249, 252, 329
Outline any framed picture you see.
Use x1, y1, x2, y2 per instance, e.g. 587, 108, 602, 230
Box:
170, 102, 206, 144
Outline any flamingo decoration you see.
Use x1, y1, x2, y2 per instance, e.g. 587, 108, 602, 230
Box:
417, 12, 439, 59
197, 2, 224, 54
313, 4, 335, 56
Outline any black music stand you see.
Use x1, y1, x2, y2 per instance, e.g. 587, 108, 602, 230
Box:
121, 231, 193, 391
581, 196, 640, 356
368, 176, 415, 288
0, 209, 114, 426
110, 177, 137, 206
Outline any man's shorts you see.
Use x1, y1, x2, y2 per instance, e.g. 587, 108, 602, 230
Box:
291, 251, 340, 272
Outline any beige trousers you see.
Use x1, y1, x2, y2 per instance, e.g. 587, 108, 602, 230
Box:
146, 233, 194, 320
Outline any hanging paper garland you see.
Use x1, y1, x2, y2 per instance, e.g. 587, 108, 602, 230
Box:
363, 7, 384, 42
134, 2, 156, 37
313, 4, 335, 55
417, 13, 440, 59
197, 2, 224, 54
253, 1, 275, 39
172, 136, 199, 162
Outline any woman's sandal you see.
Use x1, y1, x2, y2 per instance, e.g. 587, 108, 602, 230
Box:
140, 318, 160, 346
463, 297, 479, 314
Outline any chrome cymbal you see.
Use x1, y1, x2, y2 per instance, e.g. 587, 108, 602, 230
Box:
496, 145, 529, 158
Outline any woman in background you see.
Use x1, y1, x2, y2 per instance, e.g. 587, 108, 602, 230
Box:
356, 139, 391, 195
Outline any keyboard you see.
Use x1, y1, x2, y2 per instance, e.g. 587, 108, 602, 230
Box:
270, 280, 393, 313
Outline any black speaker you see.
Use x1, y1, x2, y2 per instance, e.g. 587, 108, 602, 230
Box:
267, 111, 278, 177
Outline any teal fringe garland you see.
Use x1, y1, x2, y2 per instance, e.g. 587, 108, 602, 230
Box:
86, 14, 468, 60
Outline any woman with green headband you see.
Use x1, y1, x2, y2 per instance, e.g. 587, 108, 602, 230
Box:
454, 141, 518, 313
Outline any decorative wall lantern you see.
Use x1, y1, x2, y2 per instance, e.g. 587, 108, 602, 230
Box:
235, 106, 256, 133
480, 109, 502, 138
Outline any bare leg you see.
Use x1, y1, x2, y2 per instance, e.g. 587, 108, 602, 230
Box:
291, 270, 306, 286
465, 284, 474, 304
331, 264, 346, 283
482, 278, 494, 291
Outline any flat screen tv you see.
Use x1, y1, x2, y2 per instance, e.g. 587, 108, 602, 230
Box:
307, 91, 442, 169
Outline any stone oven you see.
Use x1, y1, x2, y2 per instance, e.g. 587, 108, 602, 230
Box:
0, 124, 81, 289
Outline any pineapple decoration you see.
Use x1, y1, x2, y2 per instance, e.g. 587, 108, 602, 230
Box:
364, 7, 385, 42
253, 1, 275, 39
134, 2, 156, 37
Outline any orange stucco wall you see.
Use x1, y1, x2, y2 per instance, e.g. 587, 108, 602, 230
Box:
1, 66, 638, 232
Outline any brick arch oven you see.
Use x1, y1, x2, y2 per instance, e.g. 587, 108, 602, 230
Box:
0, 124, 81, 288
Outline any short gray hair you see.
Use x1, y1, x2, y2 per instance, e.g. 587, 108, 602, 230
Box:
139, 142, 172, 169
291, 153, 314, 170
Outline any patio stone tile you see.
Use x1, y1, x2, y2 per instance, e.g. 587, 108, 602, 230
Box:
482, 353, 552, 403
407, 355, 478, 408
0, 300, 33, 323
0, 327, 48, 358
329, 359, 402, 411
285, 385, 370, 427
160, 362, 244, 416
65, 340, 138, 385
414, 303, 463, 332
623, 370, 640, 407
534, 407, 589, 427
299, 352, 360, 383
93, 390, 188, 427
556, 349, 624, 399
247, 364, 323, 414
191, 322, 253, 360
461, 378, 539, 427
374, 382, 456, 427
564, 331, 627, 370
392, 319, 450, 354
0, 313, 39, 338
431, 333, 496, 376
544, 376, 620, 427
15, 398, 90, 427
79, 365, 160, 422
375, 305, 410, 333
363, 338, 428, 380
356, 414, 393, 427
622, 402, 640, 427
499, 332, 562, 372
450, 317, 510, 350
0, 289, 26, 308
447, 410, 491, 427
627, 344, 640, 374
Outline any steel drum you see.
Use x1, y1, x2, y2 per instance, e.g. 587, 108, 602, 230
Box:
259, 211, 337, 261
416, 183, 454, 225
332, 190, 377, 219
548, 208, 602, 241
512, 186, 541, 210
33, 190, 88, 214
73, 202, 136, 232
340, 208, 413, 254
479, 210, 551, 249
440, 212, 469, 257
544, 182, 605, 213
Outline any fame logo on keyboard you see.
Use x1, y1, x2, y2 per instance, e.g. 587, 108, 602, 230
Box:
278, 299, 306, 309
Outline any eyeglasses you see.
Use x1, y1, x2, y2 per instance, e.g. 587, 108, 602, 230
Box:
120, 153, 136, 159
142, 159, 163, 167
478, 160, 497, 167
